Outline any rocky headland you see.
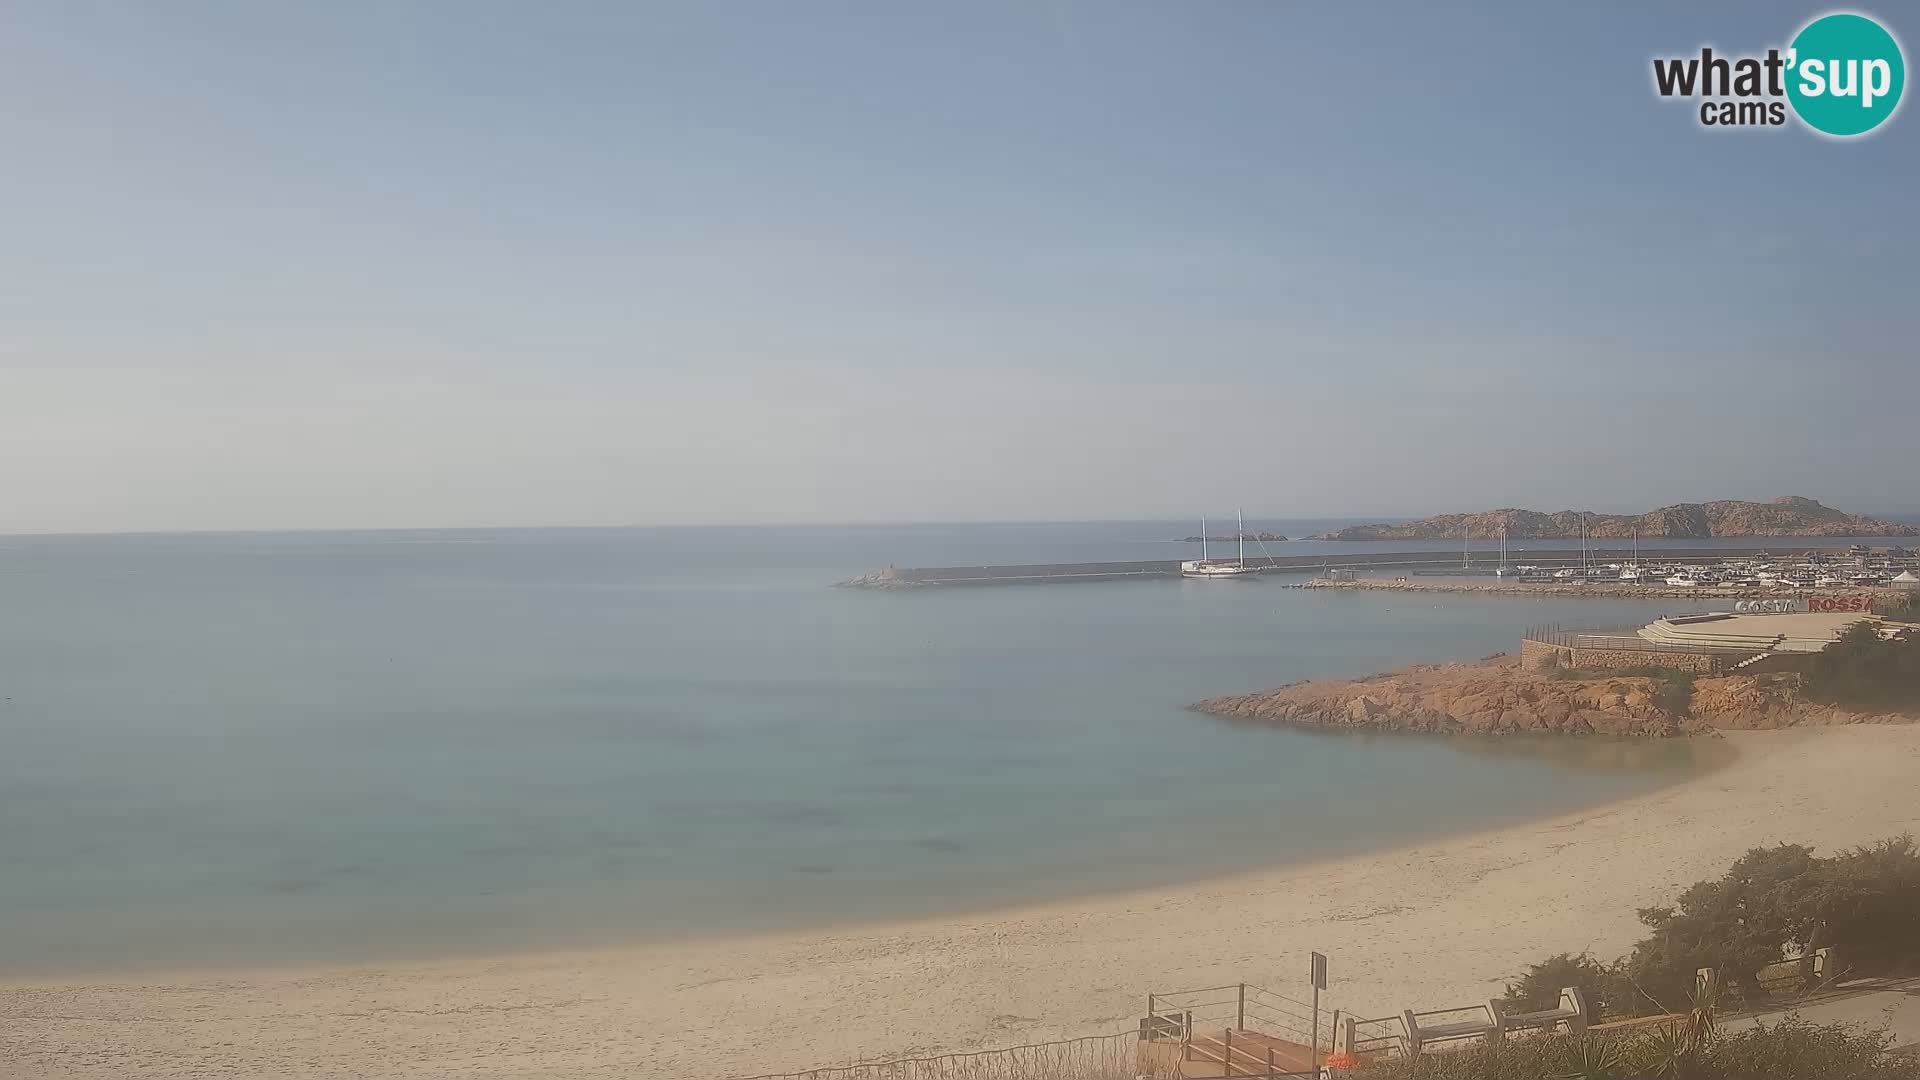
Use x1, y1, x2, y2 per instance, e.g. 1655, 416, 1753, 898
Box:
1191, 655, 1911, 738
1315, 496, 1915, 541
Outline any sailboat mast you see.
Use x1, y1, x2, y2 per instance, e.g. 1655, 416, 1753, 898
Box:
1238, 508, 1245, 568
1201, 515, 1208, 563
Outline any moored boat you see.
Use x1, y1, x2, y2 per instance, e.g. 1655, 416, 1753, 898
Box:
1182, 511, 1263, 580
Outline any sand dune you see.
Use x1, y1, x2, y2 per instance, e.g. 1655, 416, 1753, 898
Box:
5, 725, 1918, 1078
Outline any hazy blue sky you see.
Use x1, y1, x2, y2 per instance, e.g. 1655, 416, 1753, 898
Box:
2, 2, 1914, 532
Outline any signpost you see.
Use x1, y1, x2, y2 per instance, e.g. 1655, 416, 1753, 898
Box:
1310, 952, 1328, 1058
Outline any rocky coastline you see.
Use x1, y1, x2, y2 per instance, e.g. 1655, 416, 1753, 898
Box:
1191, 655, 1910, 738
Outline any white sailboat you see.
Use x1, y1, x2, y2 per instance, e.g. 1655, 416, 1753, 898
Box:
1182, 510, 1262, 580
1619, 529, 1643, 582
1556, 521, 1594, 579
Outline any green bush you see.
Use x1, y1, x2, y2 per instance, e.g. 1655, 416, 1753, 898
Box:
1627, 835, 1920, 1006
1626, 843, 1821, 1007
1805, 622, 1920, 710
1502, 953, 1640, 1021
1352, 1018, 1919, 1080
1694, 1016, 1918, 1080
1501, 835, 1920, 1017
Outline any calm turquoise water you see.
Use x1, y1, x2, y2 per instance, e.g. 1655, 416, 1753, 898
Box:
0, 523, 1757, 974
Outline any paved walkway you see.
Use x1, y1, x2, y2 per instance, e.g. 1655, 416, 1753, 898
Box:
1721, 977, 1920, 1052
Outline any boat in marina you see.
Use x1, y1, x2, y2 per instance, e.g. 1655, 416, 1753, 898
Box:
1182, 511, 1263, 580
1665, 572, 1706, 587
1491, 526, 1519, 577
1618, 529, 1644, 581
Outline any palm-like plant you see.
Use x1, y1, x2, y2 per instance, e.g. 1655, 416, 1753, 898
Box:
1683, 976, 1719, 1049
1554, 1035, 1625, 1080
1632, 1022, 1692, 1080
1626, 975, 1721, 1080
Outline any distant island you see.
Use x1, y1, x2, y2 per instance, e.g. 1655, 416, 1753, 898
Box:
1179, 531, 1288, 543
1313, 496, 1915, 541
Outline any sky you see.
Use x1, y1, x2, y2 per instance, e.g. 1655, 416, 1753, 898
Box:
2, 1, 1914, 533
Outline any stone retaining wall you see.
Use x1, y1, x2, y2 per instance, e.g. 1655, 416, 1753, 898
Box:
1520, 637, 1723, 674
1520, 638, 1571, 672
1572, 646, 1722, 674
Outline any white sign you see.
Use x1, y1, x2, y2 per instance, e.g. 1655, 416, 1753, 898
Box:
1734, 599, 1805, 613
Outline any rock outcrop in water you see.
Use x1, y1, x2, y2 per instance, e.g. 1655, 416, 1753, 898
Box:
1314, 496, 1915, 541
1194, 657, 1697, 737
1191, 656, 1912, 737
1178, 532, 1289, 543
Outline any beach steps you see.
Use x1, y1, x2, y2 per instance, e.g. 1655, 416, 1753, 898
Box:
1639, 617, 1789, 651
1178, 1028, 1318, 1078
1638, 611, 1878, 653
1142, 982, 1327, 1077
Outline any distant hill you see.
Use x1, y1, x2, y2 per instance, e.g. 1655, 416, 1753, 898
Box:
1315, 497, 1917, 541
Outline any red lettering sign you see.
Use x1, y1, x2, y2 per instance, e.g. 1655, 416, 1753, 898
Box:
1809, 594, 1875, 613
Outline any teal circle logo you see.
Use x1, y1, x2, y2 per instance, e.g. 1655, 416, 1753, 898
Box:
1786, 13, 1905, 136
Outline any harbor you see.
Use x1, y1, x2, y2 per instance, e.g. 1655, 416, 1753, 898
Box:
1297, 577, 1908, 603
838, 544, 1920, 591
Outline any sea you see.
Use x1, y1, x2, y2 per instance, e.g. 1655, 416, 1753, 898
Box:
5, 519, 1900, 976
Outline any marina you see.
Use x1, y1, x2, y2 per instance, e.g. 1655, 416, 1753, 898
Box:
839, 544, 1920, 590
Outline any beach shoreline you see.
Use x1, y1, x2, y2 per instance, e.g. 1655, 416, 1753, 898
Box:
6, 725, 1919, 1078
0, 732, 1733, 988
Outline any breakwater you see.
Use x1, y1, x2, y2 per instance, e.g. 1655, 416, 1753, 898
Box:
835, 546, 1854, 589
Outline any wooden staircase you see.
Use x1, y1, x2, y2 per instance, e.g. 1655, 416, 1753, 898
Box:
1179, 1028, 1319, 1078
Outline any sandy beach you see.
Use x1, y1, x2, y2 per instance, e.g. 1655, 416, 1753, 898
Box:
4, 725, 1918, 1079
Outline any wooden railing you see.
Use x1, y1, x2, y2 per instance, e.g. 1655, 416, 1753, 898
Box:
1183, 1028, 1317, 1079
1144, 982, 1329, 1078
1146, 982, 1327, 1051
